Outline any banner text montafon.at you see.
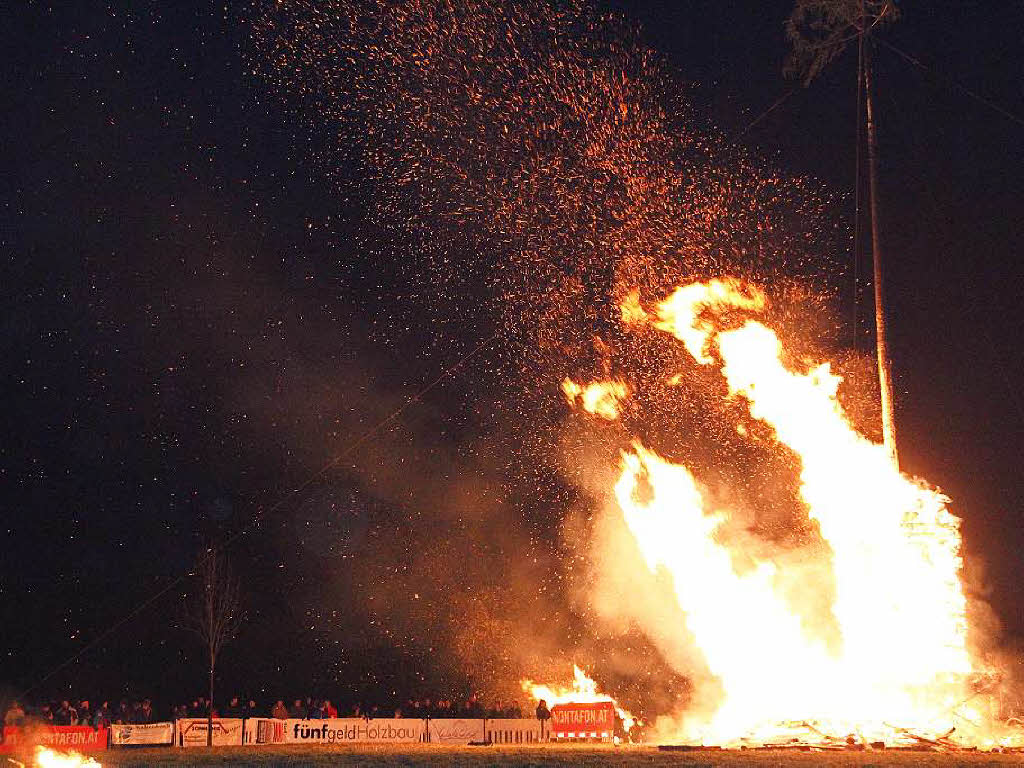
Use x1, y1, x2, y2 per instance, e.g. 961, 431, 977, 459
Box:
550, 702, 616, 740
0, 726, 109, 752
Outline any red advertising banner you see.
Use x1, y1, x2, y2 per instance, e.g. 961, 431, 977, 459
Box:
550, 701, 616, 739
0, 725, 108, 752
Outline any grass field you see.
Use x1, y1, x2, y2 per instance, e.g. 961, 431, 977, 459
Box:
91, 744, 1024, 767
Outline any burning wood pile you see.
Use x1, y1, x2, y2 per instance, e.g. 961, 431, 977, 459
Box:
535, 278, 1024, 752
730, 720, 1014, 753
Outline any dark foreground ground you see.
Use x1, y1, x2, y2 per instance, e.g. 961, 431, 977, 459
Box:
92, 744, 1024, 767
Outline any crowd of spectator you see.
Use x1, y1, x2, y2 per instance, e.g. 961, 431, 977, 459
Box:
3, 695, 530, 728
2, 698, 153, 728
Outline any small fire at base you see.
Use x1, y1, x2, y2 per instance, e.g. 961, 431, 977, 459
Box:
32, 746, 100, 768
523, 665, 633, 726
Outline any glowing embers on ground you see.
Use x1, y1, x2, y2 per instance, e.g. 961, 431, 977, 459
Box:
571, 277, 980, 745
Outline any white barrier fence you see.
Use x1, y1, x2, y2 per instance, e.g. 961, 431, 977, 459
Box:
2, 717, 554, 753
486, 718, 543, 744
63, 717, 553, 750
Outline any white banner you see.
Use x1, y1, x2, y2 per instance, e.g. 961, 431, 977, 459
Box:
110, 721, 174, 746
426, 718, 485, 744
176, 718, 243, 747
486, 718, 543, 744
283, 718, 423, 744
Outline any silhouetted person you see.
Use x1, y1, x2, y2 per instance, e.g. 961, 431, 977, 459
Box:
535, 699, 550, 740
628, 717, 644, 744
535, 699, 550, 722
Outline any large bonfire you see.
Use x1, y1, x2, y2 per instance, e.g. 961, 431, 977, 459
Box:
543, 277, 1011, 749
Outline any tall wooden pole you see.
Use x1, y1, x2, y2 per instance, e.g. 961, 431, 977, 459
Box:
863, 33, 899, 469
207, 583, 215, 747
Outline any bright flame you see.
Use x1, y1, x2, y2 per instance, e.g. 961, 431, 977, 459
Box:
562, 377, 629, 420
570, 277, 991, 746
649, 277, 765, 362
523, 665, 635, 728
34, 746, 100, 768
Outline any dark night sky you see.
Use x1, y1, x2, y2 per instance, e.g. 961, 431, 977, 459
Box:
3, 0, 1023, 710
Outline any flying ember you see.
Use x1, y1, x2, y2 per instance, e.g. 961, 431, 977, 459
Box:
562, 277, 1003, 747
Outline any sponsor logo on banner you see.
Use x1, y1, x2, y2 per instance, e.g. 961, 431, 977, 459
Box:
551, 702, 615, 739
0, 726, 108, 752
426, 718, 485, 744
176, 718, 243, 747
486, 718, 543, 744
243, 718, 286, 744
285, 718, 422, 744
110, 721, 174, 746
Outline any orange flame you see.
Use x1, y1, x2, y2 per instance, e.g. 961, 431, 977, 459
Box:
34, 746, 100, 768
562, 377, 629, 420
568, 278, 998, 746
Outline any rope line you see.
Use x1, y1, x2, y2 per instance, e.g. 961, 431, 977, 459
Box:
728, 88, 798, 146
877, 37, 1024, 129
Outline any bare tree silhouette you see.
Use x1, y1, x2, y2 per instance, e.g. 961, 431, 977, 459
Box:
185, 548, 242, 746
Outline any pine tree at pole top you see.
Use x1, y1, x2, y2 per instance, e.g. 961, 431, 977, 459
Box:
785, 0, 901, 468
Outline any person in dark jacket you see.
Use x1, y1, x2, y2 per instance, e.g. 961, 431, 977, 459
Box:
223, 697, 243, 718
54, 700, 76, 726
76, 700, 91, 725
93, 702, 112, 729
290, 699, 307, 719
535, 699, 551, 719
